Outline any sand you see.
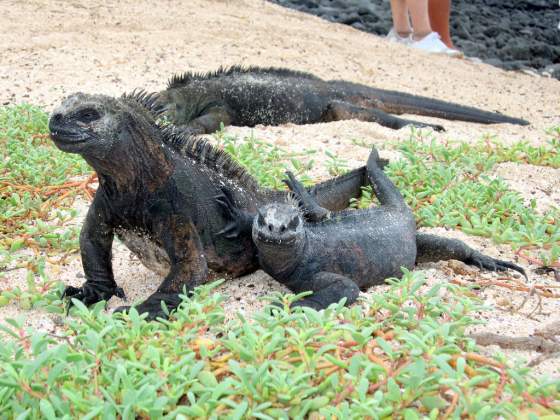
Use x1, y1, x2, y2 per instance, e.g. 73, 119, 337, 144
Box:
0, 0, 559, 377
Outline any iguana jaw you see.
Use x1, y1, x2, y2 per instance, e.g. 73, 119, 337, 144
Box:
49, 126, 92, 152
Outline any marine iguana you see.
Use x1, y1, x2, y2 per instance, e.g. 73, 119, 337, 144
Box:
216, 147, 526, 310
157, 66, 529, 134
48, 91, 380, 319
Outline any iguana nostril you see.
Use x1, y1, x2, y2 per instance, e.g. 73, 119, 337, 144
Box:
268, 224, 273, 232
280, 225, 286, 233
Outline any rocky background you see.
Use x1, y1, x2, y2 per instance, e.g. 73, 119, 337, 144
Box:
269, 0, 560, 79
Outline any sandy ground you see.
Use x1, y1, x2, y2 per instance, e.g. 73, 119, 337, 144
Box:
1, 0, 559, 377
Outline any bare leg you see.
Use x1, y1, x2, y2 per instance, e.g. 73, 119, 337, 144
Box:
390, 0, 412, 36
406, 0, 432, 40
428, 0, 455, 48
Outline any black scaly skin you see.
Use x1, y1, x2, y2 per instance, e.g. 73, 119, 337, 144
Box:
157, 66, 529, 134
217, 148, 526, 310
48, 92, 379, 320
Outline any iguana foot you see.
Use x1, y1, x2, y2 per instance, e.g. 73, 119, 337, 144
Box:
535, 266, 559, 282
215, 188, 253, 238
283, 171, 330, 222
114, 292, 182, 321
466, 251, 527, 280
290, 272, 360, 311
62, 281, 125, 312
282, 171, 307, 199
407, 121, 445, 132
290, 297, 328, 311
366, 147, 380, 167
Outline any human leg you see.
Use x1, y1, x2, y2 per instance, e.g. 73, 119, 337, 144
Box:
428, 0, 455, 48
389, 0, 412, 37
406, 0, 432, 40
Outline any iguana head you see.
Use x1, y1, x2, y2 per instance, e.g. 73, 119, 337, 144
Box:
49, 92, 172, 189
252, 203, 304, 248
156, 89, 180, 123
156, 87, 200, 125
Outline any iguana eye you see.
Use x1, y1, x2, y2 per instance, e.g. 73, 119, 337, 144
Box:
77, 108, 100, 123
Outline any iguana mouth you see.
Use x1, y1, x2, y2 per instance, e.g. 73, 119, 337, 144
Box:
49, 129, 89, 144
255, 230, 299, 246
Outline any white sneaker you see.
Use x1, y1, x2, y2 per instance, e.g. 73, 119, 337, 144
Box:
386, 28, 412, 45
411, 32, 463, 57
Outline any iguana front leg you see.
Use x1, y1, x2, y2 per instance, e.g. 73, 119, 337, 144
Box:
288, 272, 360, 310
177, 106, 232, 135
416, 233, 527, 279
322, 100, 445, 132
115, 217, 208, 320
63, 197, 125, 308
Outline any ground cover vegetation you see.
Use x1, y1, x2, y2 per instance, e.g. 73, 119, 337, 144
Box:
0, 105, 559, 417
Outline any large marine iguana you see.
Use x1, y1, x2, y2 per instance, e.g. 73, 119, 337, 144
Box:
216, 147, 526, 310
157, 66, 529, 134
48, 92, 380, 319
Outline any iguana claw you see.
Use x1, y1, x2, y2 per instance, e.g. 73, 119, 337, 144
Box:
114, 292, 182, 321
216, 222, 244, 239
215, 188, 253, 239
62, 282, 126, 314
215, 189, 242, 238
467, 251, 528, 280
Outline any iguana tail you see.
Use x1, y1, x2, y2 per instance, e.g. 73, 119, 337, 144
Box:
331, 81, 529, 126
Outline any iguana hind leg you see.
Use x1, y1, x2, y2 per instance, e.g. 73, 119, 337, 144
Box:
416, 233, 527, 279
321, 100, 444, 132
284, 171, 330, 222
308, 166, 368, 211
289, 272, 360, 310
288, 147, 404, 218
365, 147, 409, 208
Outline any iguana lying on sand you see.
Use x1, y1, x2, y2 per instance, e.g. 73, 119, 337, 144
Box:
216, 147, 526, 310
48, 92, 380, 319
157, 66, 529, 134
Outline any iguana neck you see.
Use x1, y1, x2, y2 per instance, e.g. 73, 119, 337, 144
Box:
86, 141, 174, 196
256, 233, 307, 280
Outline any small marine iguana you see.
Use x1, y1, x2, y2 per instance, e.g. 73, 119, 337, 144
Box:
216, 148, 526, 310
48, 92, 380, 319
157, 66, 529, 134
